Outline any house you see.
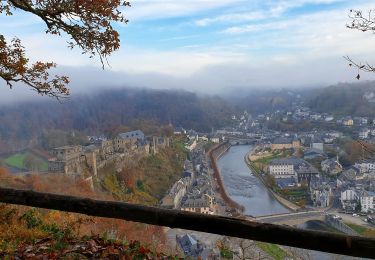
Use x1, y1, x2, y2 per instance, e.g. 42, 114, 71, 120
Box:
310, 113, 322, 121
311, 137, 324, 151
310, 178, 332, 207
327, 131, 342, 139
341, 189, 359, 211
295, 163, 320, 186
354, 161, 375, 174
114, 130, 145, 152
210, 137, 220, 143
359, 128, 370, 139
198, 134, 209, 142
323, 137, 334, 144
271, 137, 300, 150
181, 195, 214, 215
344, 166, 361, 178
176, 234, 219, 259
321, 157, 343, 175
162, 178, 189, 209
118, 130, 144, 141
361, 117, 368, 125
360, 191, 375, 213
268, 158, 296, 179
343, 117, 354, 126
270, 157, 319, 185
185, 139, 197, 151
268, 157, 319, 185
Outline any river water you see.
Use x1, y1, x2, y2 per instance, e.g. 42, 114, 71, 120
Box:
217, 145, 364, 260
217, 145, 289, 216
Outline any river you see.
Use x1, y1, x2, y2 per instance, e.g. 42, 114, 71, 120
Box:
217, 145, 364, 260
217, 145, 290, 216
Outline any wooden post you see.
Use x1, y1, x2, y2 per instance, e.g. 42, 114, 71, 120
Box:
0, 187, 374, 258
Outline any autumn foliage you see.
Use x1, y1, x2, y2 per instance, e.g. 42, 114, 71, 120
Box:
0, 172, 168, 255
0, 0, 130, 98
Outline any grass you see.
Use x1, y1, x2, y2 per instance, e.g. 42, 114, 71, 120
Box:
345, 223, 366, 234
256, 242, 288, 260
255, 154, 281, 164
4, 152, 48, 171
345, 222, 375, 237
4, 153, 27, 169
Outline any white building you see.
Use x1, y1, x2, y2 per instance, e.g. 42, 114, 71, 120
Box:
354, 161, 375, 174
185, 139, 197, 151
359, 128, 370, 139
341, 189, 358, 211
268, 159, 296, 178
341, 189, 358, 201
360, 191, 375, 213
311, 141, 324, 152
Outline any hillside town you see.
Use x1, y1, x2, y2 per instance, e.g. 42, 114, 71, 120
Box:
40, 104, 375, 258
221, 105, 375, 218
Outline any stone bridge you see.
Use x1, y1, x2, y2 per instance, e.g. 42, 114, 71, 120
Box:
248, 210, 325, 226
226, 137, 258, 145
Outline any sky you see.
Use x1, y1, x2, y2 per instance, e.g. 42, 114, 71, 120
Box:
1, 0, 375, 102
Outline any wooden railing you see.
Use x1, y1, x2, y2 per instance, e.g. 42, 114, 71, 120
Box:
0, 187, 374, 258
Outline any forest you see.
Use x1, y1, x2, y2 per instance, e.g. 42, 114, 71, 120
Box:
0, 88, 236, 154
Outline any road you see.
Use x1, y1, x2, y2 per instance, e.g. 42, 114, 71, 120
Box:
255, 210, 324, 225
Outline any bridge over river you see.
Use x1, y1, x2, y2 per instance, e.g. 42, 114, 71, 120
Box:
226, 137, 258, 145
252, 210, 325, 226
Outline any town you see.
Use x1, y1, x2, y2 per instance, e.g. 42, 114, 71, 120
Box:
0, 97, 365, 258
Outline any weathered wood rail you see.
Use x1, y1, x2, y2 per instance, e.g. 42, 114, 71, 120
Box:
0, 187, 375, 258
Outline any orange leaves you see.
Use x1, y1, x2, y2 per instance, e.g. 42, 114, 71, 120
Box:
0, 167, 9, 177
6, 0, 130, 61
1, 0, 130, 98
0, 34, 70, 98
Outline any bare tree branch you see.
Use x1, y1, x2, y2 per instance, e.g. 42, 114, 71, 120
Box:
346, 9, 375, 79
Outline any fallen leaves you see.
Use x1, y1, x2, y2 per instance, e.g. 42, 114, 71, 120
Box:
1, 235, 175, 259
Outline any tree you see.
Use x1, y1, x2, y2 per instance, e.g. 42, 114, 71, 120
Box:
345, 9, 375, 79
24, 153, 41, 171
0, 0, 130, 98
0, 167, 9, 177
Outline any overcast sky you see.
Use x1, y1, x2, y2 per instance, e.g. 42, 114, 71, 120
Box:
2, 0, 375, 103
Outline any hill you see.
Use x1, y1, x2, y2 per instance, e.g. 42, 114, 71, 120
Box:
0, 88, 236, 153
307, 81, 375, 117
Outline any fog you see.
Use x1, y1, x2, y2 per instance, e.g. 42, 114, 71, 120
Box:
2, 53, 375, 105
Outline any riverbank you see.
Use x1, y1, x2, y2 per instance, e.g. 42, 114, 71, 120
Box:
244, 151, 301, 212
208, 142, 245, 213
